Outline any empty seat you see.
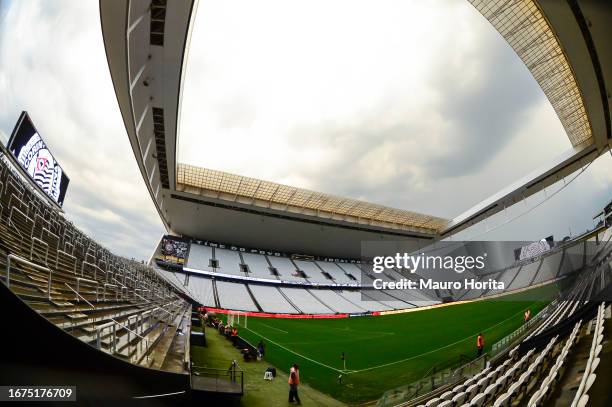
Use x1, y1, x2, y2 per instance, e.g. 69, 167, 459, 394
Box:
476, 377, 489, 391
483, 383, 498, 403
439, 390, 453, 401
452, 384, 465, 394
495, 375, 507, 392
470, 393, 486, 407
492, 392, 510, 407
584, 373, 597, 394
425, 398, 439, 407
465, 384, 479, 399
451, 391, 467, 406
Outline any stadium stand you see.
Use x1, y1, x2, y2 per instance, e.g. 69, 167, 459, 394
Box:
187, 275, 216, 308
279, 287, 334, 314
212, 246, 245, 277
186, 243, 214, 271
267, 256, 308, 282
532, 250, 563, 284
339, 290, 391, 312
0, 154, 191, 370
362, 289, 415, 309
215, 281, 258, 312
336, 262, 363, 282
152, 230, 602, 318
293, 259, 329, 283
248, 284, 298, 314
241, 251, 277, 279
308, 289, 367, 313
570, 302, 606, 407
315, 261, 356, 283
507, 259, 542, 291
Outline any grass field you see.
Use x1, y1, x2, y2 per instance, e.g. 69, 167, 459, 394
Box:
233, 290, 550, 404
191, 324, 344, 407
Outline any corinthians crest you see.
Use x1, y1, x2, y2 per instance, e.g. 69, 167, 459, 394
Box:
16, 132, 63, 202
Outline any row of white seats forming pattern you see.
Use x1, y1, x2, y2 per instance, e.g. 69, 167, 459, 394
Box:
416, 300, 609, 407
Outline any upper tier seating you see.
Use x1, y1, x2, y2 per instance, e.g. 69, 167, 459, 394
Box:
267, 256, 308, 282
241, 252, 276, 279
186, 243, 213, 271
213, 246, 245, 277
293, 260, 329, 283
315, 261, 356, 283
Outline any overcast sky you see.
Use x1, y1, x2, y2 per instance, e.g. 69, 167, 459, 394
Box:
0, 0, 610, 260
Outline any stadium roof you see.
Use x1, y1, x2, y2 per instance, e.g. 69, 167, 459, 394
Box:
100, 0, 611, 255
176, 163, 447, 234
468, 0, 593, 147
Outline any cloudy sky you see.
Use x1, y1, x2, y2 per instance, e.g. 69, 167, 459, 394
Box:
0, 0, 610, 259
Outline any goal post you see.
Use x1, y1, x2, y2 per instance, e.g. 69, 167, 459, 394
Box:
227, 311, 247, 329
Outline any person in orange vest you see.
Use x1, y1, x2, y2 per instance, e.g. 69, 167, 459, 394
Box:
288, 363, 301, 404
476, 333, 484, 357
524, 309, 531, 323
231, 327, 238, 346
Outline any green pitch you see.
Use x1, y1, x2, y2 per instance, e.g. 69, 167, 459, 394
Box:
234, 292, 549, 404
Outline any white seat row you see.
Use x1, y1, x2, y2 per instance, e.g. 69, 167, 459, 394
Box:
280, 287, 334, 314
248, 285, 298, 313
215, 281, 258, 311
571, 302, 606, 407
308, 289, 366, 313
528, 320, 582, 407
490, 337, 557, 406
426, 336, 556, 407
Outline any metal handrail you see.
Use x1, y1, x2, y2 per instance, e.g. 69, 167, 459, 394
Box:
76, 277, 99, 302
81, 261, 102, 280
30, 236, 49, 265
6, 254, 52, 299
109, 316, 150, 363
191, 364, 245, 394
56, 250, 77, 274
103, 283, 118, 301
64, 283, 95, 310
8, 207, 27, 247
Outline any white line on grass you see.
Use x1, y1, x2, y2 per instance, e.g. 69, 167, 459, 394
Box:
259, 322, 289, 334
241, 325, 345, 373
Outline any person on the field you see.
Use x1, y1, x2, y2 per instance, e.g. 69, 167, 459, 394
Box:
231, 327, 238, 345
476, 333, 484, 357
257, 340, 265, 358
288, 363, 301, 404
524, 309, 531, 323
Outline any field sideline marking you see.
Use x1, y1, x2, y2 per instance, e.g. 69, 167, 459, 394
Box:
243, 304, 535, 375
259, 322, 289, 334
240, 325, 345, 373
